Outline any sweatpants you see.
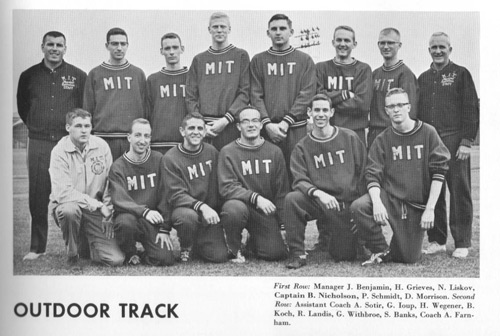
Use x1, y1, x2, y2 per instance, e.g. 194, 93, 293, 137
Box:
284, 191, 357, 261
427, 133, 473, 248
54, 202, 125, 266
220, 199, 287, 261
351, 191, 425, 263
114, 213, 175, 266
171, 207, 229, 263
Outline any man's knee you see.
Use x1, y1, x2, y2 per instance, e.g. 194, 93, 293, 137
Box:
55, 202, 82, 224
221, 200, 248, 222
171, 208, 199, 229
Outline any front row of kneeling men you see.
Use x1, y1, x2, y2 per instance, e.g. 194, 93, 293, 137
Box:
49, 88, 450, 269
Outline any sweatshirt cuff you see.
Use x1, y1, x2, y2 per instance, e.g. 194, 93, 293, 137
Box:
460, 138, 473, 147
224, 112, 235, 124
307, 187, 318, 198
261, 117, 271, 126
192, 201, 205, 212
367, 181, 381, 191
283, 114, 295, 126
250, 192, 260, 207
431, 173, 446, 183
142, 208, 150, 218
341, 90, 351, 101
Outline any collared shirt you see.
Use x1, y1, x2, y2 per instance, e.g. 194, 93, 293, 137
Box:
17, 60, 87, 141
49, 135, 112, 212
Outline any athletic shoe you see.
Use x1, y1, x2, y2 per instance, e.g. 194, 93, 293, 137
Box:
180, 250, 191, 262
452, 248, 469, 259
230, 250, 246, 264
23, 252, 45, 261
361, 249, 390, 266
128, 255, 141, 265
286, 256, 306, 269
423, 242, 446, 254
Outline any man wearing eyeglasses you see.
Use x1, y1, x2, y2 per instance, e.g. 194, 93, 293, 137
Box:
218, 106, 289, 263
351, 88, 450, 265
368, 27, 419, 148
84, 27, 147, 160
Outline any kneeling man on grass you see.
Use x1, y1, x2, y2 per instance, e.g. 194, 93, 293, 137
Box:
49, 108, 125, 268
351, 88, 450, 265
108, 118, 175, 266
218, 106, 289, 263
160, 113, 229, 263
284, 94, 367, 269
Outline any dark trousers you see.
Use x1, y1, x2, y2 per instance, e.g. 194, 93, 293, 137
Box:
114, 213, 175, 266
427, 134, 473, 248
351, 191, 425, 263
221, 200, 287, 261
27, 138, 56, 253
284, 191, 357, 261
171, 207, 229, 263
206, 122, 240, 151
101, 137, 129, 162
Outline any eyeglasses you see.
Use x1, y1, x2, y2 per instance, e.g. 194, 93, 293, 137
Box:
239, 118, 261, 125
378, 41, 399, 46
385, 103, 409, 111
108, 41, 128, 47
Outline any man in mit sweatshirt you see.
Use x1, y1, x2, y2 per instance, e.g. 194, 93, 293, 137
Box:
186, 12, 250, 150
108, 119, 174, 266
84, 27, 147, 160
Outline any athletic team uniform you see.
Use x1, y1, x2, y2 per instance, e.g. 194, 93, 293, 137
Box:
17, 59, 87, 255
83, 61, 147, 160
146, 67, 189, 154
284, 127, 367, 261
316, 58, 373, 144
351, 120, 450, 263
49, 135, 124, 266
161, 143, 228, 263
218, 139, 289, 261
186, 45, 250, 150
108, 149, 174, 266
369, 60, 419, 147
250, 47, 316, 166
418, 61, 479, 249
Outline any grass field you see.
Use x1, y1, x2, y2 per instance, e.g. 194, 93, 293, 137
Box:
12, 147, 480, 277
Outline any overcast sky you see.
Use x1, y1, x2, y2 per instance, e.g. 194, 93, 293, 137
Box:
12, 10, 479, 116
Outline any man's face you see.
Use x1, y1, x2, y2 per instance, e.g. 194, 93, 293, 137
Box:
41, 35, 66, 66
237, 109, 262, 141
180, 118, 206, 149
267, 19, 293, 48
378, 31, 401, 61
308, 100, 333, 130
209, 18, 231, 45
66, 117, 92, 148
106, 34, 128, 62
127, 122, 151, 156
428, 35, 452, 68
385, 93, 411, 125
161, 37, 183, 66
332, 29, 356, 60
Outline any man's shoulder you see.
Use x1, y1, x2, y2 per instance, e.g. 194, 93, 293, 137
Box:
21, 61, 43, 76
353, 59, 372, 71
62, 61, 87, 75
88, 135, 110, 149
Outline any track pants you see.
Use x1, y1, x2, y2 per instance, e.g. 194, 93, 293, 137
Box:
171, 207, 229, 263
284, 191, 357, 261
351, 191, 425, 263
221, 200, 287, 261
114, 213, 175, 266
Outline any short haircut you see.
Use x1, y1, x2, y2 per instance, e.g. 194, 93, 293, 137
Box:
209, 12, 230, 26
268, 14, 292, 28
310, 93, 333, 108
385, 87, 409, 100
129, 118, 150, 134
181, 112, 205, 128
380, 27, 400, 38
66, 108, 91, 125
430, 32, 451, 46
106, 27, 128, 43
161, 32, 183, 47
42, 31, 66, 44
334, 25, 356, 41
236, 105, 260, 122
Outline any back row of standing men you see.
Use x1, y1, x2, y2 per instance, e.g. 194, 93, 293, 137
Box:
18, 12, 479, 267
